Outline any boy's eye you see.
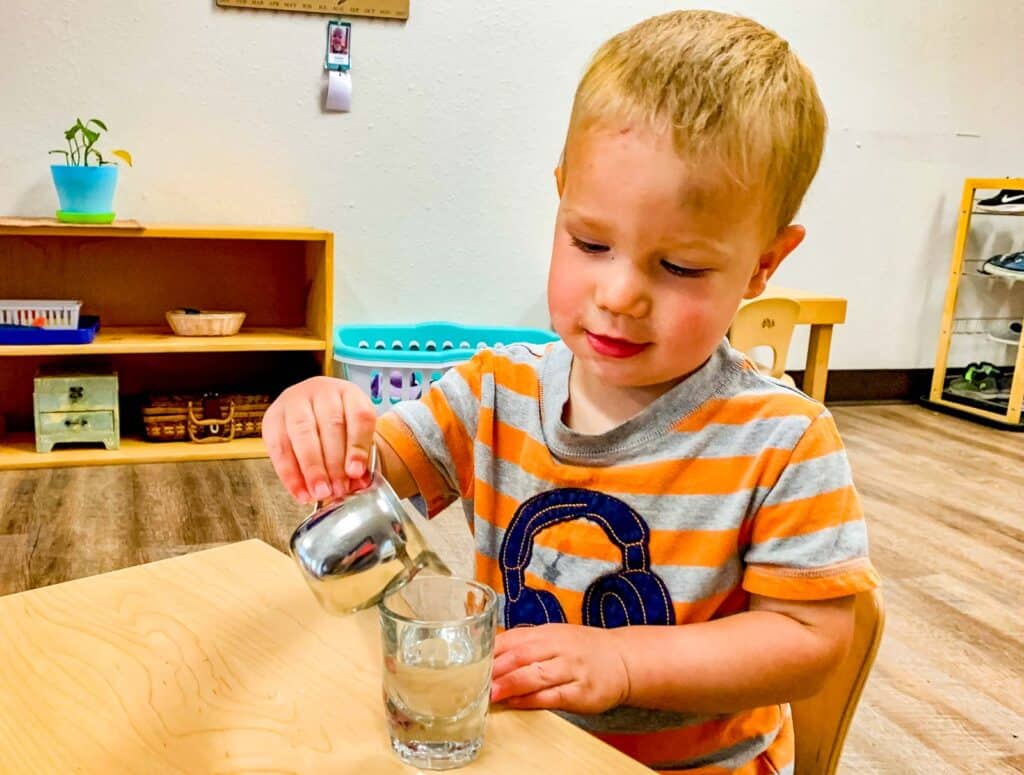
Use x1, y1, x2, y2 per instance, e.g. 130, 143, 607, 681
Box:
661, 259, 707, 278
571, 236, 609, 254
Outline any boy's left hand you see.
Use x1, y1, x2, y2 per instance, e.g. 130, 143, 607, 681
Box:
490, 624, 629, 713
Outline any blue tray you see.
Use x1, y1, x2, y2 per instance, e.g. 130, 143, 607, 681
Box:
0, 315, 100, 345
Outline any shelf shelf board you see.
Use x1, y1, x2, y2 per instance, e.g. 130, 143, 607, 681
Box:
959, 270, 1023, 284
0, 327, 327, 356
0, 221, 331, 241
0, 433, 268, 469
971, 210, 1024, 217
922, 396, 1024, 430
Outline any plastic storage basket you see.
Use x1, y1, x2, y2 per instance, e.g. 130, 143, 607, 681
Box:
334, 322, 559, 413
0, 299, 82, 330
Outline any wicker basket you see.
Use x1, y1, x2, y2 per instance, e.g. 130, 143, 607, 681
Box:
142, 393, 270, 443
166, 309, 246, 337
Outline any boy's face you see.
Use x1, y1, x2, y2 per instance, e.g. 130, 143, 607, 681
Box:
547, 122, 804, 395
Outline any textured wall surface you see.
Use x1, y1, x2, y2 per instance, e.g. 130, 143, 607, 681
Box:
3, 1, 1023, 368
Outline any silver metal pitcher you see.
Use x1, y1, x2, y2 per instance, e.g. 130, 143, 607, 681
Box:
289, 447, 450, 615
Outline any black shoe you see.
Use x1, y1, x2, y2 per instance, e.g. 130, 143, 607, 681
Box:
976, 189, 1024, 213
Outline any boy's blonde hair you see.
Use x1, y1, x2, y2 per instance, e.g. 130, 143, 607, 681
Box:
567, 10, 826, 232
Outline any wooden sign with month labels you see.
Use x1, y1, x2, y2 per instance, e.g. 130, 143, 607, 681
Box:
217, 0, 408, 21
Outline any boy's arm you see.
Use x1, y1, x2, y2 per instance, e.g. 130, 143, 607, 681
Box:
375, 431, 418, 499
618, 594, 855, 712
491, 595, 854, 715
374, 353, 485, 516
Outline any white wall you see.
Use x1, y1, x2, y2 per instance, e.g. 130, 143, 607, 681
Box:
3, 0, 1023, 370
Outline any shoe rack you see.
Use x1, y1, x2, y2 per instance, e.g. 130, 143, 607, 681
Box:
925, 177, 1024, 429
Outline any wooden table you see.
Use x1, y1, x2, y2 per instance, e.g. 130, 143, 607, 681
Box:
0, 540, 650, 774
747, 286, 848, 402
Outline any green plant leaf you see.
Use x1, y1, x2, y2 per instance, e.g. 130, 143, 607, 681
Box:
110, 149, 133, 167
82, 126, 99, 145
87, 118, 108, 131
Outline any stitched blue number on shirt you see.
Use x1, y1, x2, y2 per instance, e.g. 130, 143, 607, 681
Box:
499, 488, 675, 629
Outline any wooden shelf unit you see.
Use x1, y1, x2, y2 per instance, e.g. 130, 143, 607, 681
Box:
0, 221, 334, 467
927, 178, 1024, 429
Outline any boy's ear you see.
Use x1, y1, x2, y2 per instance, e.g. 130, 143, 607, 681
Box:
555, 166, 565, 198
744, 225, 805, 299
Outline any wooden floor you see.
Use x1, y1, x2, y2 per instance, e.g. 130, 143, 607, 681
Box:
0, 403, 1021, 774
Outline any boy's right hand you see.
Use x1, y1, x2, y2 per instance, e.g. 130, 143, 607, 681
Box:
262, 376, 377, 504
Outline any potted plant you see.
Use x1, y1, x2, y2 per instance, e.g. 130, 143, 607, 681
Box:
49, 118, 132, 224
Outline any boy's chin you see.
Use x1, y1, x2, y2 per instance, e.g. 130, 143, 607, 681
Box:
573, 351, 693, 391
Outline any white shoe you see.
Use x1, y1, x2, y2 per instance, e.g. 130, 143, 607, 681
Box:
988, 321, 1022, 346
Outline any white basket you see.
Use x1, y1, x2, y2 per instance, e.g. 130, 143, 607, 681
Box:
0, 299, 82, 330
333, 353, 466, 415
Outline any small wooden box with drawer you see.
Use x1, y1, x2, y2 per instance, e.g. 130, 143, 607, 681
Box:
33, 369, 120, 453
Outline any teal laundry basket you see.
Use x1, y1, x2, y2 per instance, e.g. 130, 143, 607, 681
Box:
333, 322, 559, 413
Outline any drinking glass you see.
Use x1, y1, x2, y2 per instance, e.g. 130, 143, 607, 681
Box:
378, 576, 497, 770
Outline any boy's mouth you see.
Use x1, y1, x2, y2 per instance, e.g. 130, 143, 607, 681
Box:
585, 331, 650, 359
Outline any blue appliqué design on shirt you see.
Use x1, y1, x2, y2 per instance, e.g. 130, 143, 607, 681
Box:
498, 488, 676, 629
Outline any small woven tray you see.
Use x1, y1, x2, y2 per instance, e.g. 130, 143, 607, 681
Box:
142, 393, 270, 443
166, 309, 245, 336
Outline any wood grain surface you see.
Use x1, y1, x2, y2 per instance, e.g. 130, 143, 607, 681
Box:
0, 540, 650, 774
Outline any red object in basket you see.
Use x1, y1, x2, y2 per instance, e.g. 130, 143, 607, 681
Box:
32, 316, 47, 327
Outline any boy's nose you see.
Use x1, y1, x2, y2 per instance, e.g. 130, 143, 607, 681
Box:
594, 262, 651, 319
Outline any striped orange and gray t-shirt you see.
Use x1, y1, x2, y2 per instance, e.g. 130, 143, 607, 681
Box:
376, 339, 880, 775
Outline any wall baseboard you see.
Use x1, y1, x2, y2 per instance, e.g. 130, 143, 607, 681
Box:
789, 369, 933, 404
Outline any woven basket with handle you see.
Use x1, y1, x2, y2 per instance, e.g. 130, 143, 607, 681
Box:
142, 392, 271, 443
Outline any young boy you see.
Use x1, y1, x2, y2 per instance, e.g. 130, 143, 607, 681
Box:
263, 10, 879, 774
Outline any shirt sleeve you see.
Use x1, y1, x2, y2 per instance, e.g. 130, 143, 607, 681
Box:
742, 409, 881, 600
375, 352, 486, 517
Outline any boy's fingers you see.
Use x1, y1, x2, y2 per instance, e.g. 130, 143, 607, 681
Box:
493, 627, 553, 661
502, 686, 568, 710
342, 389, 377, 478
491, 659, 568, 703
277, 441, 312, 503
262, 405, 310, 502
502, 687, 564, 710
491, 640, 555, 681
283, 398, 332, 503
491, 649, 524, 679
312, 388, 349, 498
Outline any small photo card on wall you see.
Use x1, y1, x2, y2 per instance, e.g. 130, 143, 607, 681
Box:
326, 21, 352, 71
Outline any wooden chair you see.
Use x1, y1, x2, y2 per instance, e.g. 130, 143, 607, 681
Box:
792, 588, 886, 775
729, 297, 801, 386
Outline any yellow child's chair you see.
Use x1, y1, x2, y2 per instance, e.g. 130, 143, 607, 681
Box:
792, 588, 886, 775
728, 297, 801, 387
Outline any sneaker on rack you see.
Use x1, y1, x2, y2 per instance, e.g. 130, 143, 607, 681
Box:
976, 189, 1024, 213
947, 361, 1008, 400
981, 252, 1024, 279
979, 252, 1018, 275
989, 320, 1022, 346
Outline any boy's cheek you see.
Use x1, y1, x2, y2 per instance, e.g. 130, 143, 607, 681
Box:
547, 256, 588, 321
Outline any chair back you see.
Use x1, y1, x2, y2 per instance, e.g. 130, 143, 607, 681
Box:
729, 297, 801, 379
792, 588, 886, 775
